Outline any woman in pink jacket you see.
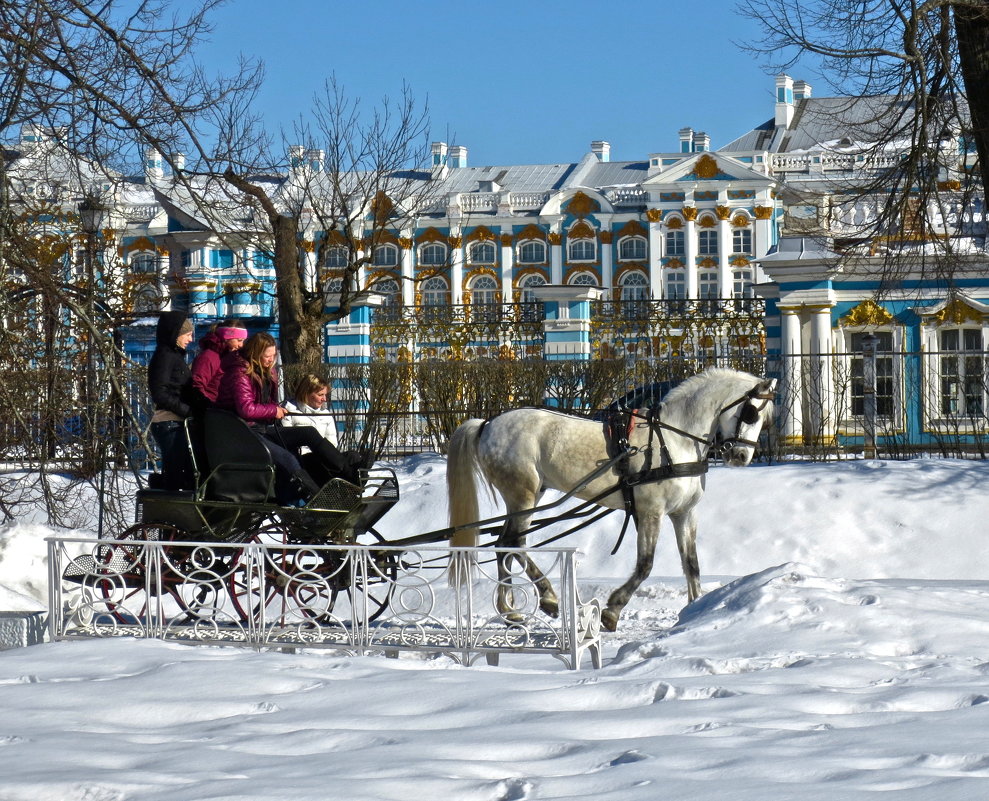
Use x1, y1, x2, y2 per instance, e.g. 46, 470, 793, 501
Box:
216, 332, 354, 503
191, 322, 247, 405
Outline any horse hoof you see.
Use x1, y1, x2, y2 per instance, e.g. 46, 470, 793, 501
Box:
502, 611, 525, 624
601, 608, 620, 632
540, 597, 559, 618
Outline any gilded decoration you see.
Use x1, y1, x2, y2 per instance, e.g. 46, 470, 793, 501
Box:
699, 257, 718, 268
695, 191, 718, 201
500, 233, 514, 246
371, 191, 394, 223
466, 226, 496, 242
564, 266, 601, 284
324, 229, 348, 246
365, 228, 400, 247
617, 219, 647, 236
463, 266, 498, 290
548, 233, 562, 245
681, 206, 698, 221
515, 223, 546, 242
660, 193, 685, 202
926, 297, 985, 326
565, 191, 600, 218
698, 215, 717, 228
716, 205, 732, 220
754, 206, 774, 220
728, 190, 755, 199
839, 299, 894, 327
938, 179, 962, 191
729, 255, 750, 266
300, 240, 315, 253
731, 213, 750, 227
645, 208, 664, 223
599, 231, 613, 244
665, 258, 684, 269
694, 153, 719, 179
448, 235, 462, 248
568, 220, 596, 239
121, 235, 155, 253
398, 237, 413, 249
665, 216, 684, 230
416, 227, 447, 244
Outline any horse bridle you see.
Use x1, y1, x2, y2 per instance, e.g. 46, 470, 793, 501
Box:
713, 385, 776, 453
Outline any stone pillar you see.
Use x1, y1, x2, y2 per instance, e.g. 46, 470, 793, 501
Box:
753, 205, 775, 264
399, 237, 414, 307
647, 211, 663, 299
683, 207, 698, 298
716, 205, 732, 298
532, 285, 604, 408
808, 304, 835, 444
499, 232, 514, 301
779, 306, 804, 445
549, 232, 563, 284
600, 229, 613, 290
449, 234, 464, 305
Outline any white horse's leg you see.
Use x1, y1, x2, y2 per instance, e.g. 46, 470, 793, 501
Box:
602, 514, 660, 631
669, 507, 702, 602
495, 487, 558, 619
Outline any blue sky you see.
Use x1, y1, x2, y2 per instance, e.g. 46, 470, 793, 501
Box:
200, 0, 801, 167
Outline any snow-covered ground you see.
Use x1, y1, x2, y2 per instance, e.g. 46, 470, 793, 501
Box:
1, 457, 988, 800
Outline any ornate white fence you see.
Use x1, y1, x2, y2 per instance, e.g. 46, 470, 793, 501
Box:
48, 537, 602, 669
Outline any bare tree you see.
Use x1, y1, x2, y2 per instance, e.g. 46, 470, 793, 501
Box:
216, 77, 439, 366
738, 0, 989, 285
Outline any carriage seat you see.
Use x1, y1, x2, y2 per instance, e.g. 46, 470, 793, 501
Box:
200, 408, 276, 504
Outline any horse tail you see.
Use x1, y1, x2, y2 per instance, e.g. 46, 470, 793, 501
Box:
447, 418, 486, 549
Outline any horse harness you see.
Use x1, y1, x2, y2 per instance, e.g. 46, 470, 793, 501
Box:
605, 384, 773, 554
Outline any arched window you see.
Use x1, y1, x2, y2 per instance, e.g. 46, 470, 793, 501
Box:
373, 244, 398, 267
130, 252, 157, 274
325, 276, 344, 295
618, 236, 647, 261
323, 246, 348, 269
519, 272, 546, 303
569, 272, 598, 287
375, 278, 401, 307
620, 272, 649, 319
567, 237, 595, 262
470, 275, 498, 305
469, 241, 496, 264
937, 327, 986, 417
419, 242, 448, 267
518, 240, 546, 264
421, 275, 449, 306
732, 268, 753, 299
133, 285, 161, 313
665, 230, 685, 257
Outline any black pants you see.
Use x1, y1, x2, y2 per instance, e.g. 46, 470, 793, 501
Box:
262, 425, 353, 486
150, 420, 194, 490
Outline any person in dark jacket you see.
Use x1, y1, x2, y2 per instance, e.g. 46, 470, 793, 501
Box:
147, 311, 198, 489
216, 332, 354, 504
191, 321, 247, 405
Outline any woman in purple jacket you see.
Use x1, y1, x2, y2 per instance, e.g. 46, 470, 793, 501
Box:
216, 332, 353, 503
191, 322, 247, 405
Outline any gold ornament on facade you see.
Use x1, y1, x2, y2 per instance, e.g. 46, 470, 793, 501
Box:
694, 153, 719, 179
466, 225, 496, 242
397, 237, 412, 249
839, 298, 894, 327
121, 235, 155, 254
301, 240, 315, 253
700, 257, 718, 268
715, 205, 732, 220
928, 297, 984, 326
754, 206, 774, 219
568, 220, 596, 239
646, 208, 664, 223
698, 215, 717, 228
371, 191, 394, 224
599, 231, 613, 244
516, 223, 546, 242
617, 219, 647, 236
665, 258, 684, 269
565, 191, 599, 218
416, 227, 447, 244
448, 235, 462, 248
500, 233, 514, 246
681, 206, 698, 221
665, 216, 683, 229
731, 213, 750, 228
548, 232, 562, 245
729, 255, 750, 266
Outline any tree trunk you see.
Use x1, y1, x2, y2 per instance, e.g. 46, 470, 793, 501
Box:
954, 2, 989, 203
271, 214, 323, 367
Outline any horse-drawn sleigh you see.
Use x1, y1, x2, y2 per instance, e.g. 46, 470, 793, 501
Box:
56, 368, 775, 646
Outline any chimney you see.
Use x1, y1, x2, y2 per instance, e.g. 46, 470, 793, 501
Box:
448, 145, 468, 168
288, 145, 305, 171
144, 147, 164, 181
172, 152, 186, 173
794, 80, 812, 100
775, 74, 795, 128
679, 127, 694, 154
694, 132, 711, 152
431, 141, 448, 168
304, 148, 324, 172
591, 140, 611, 162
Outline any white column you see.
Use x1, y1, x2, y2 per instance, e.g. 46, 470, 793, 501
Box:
600, 228, 613, 291
684, 215, 698, 298
450, 234, 464, 305
717, 216, 732, 298
647, 219, 663, 298
779, 307, 804, 444
753, 207, 774, 268
302, 243, 317, 293
400, 239, 414, 307
808, 305, 835, 443
499, 232, 514, 301
550, 234, 563, 284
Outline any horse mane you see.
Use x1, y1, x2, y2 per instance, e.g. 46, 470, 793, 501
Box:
660, 368, 759, 428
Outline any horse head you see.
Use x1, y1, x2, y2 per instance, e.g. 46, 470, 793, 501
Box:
714, 377, 777, 466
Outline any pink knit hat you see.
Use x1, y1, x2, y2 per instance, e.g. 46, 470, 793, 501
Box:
219, 326, 248, 340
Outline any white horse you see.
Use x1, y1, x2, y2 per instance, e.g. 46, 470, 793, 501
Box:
447, 368, 776, 631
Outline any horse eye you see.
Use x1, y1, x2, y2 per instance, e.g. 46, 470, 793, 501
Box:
740, 404, 760, 425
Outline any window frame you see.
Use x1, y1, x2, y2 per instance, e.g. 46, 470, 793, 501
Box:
567, 237, 596, 263
838, 327, 904, 434
517, 239, 547, 265
618, 236, 647, 262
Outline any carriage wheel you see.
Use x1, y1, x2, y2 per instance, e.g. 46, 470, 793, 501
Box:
93, 523, 188, 624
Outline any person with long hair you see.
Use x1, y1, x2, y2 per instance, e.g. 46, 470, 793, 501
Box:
216, 333, 354, 503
